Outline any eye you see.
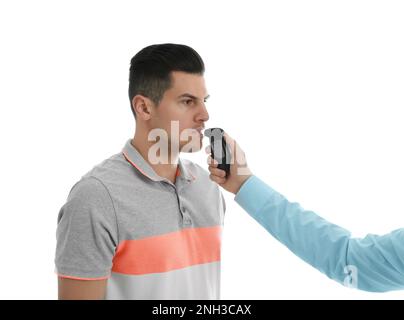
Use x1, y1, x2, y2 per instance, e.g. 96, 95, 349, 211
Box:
183, 99, 194, 106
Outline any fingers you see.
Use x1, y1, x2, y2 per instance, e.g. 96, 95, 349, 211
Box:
223, 132, 234, 146
208, 160, 227, 184
206, 156, 218, 167
208, 165, 226, 178
206, 155, 226, 184
209, 174, 226, 185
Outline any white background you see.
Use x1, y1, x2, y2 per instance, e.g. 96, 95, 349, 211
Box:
0, 0, 403, 299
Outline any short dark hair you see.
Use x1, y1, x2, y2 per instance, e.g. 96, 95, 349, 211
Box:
128, 43, 205, 119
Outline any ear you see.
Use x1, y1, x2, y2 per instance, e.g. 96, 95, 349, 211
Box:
132, 95, 153, 120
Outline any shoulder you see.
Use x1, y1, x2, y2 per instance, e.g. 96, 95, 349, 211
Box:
68, 176, 110, 202
59, 176, 117, 228
75, 152, 138, 194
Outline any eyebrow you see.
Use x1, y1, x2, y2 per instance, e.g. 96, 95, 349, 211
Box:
177, 93, 210, 101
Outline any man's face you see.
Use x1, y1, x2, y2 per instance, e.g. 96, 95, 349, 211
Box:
149, 71, 210, 152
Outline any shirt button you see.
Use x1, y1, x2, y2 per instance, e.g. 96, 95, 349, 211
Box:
183, 218, 192, 226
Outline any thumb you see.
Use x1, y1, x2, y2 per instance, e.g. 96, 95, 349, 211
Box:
222, 132, 237, 172
223, 132, 236, 155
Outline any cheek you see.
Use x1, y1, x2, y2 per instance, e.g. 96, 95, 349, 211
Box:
155, 103, 196, 135
155, 101, 181, 120
178, 122, 196, 136
152, 107, 179, 131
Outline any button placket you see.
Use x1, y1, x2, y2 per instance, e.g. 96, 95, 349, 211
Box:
175, 176, 193, 227
181, 206, 192, 226
161, 181, 186, 224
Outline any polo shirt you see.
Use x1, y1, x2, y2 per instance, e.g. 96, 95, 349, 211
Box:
55, 139, 225, 299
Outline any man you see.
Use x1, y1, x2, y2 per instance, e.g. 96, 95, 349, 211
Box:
207, 133, 404, 292
55, 44, 225, 299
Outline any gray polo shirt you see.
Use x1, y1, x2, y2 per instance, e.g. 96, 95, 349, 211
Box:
55, 139, 225, 299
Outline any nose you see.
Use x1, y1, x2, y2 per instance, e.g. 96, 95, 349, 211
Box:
196, 102, 210, 123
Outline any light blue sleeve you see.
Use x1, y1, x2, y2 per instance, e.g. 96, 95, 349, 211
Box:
235, 175, 404, 292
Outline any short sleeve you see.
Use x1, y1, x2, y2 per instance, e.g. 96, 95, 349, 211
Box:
55, 177, 118, 280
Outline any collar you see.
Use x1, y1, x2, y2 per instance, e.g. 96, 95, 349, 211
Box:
122, 139, 195, 183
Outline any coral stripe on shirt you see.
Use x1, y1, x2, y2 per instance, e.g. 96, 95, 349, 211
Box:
112, 226, 222, 275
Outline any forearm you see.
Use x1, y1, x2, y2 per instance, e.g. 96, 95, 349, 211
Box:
235, 176, 404, 292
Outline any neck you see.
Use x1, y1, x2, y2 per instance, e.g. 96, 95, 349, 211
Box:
131, 128, 179, 184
